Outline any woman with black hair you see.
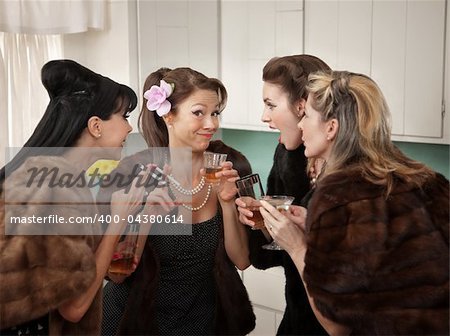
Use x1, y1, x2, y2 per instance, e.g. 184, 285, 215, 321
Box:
0, 59, 144, 335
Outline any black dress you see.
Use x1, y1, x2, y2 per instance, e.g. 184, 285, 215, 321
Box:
149, 213, 220, 335
248, 143, 326, 335
102, 213, 220, 335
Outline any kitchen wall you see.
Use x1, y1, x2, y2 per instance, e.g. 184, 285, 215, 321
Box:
126, 129, 449, 190
63, 1, 141, 130
62, 2, 448, 333
77, 0, 447, 189
221, 129, 450, 188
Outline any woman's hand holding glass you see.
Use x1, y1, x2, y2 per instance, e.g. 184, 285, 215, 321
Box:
106, 183, 174, 284
259, 202, 308, 254
109, 167, 151, 234
107, 254, 140, 284
235, 197, 265, 230
235, 173, 266, 229
104, 167, 150, 283
108, 165, 174, 281
213, 161, 240, 202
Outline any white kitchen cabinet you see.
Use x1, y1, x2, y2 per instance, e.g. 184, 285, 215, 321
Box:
220, 0, 304, 131
305, 0, 447, 143
136, 0, 219, 92
249, 306, 283, 336
403, 0, 445, 138
371, 0, 407, 136
243, 266, 286, 335
132, 0, 447, 143
373, 0, 446, 139
304, 0, 372, 74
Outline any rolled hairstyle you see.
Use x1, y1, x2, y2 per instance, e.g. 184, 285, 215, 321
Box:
263, 54, 331, 178
0, 59, 138, 186
139, 67, 227, 147
262, 54, 331, 109
306, 70, 434, 194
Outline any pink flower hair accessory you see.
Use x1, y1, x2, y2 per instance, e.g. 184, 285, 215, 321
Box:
144, 80, 174, 116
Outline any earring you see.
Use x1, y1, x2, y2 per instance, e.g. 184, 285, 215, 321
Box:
168, 124, 173, 129
326, 136, 330, 141
97, 134, 101, 138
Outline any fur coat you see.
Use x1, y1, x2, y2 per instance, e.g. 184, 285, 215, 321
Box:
0, 156, 102, 335
304, 169, 449, 335
248, 143, 325, 335
266, 143, 310, 206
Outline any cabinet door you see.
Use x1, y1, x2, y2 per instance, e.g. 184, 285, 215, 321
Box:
403, 0, 445, 137
373, 0, 445, 138
371, 0, 407, 136
137, 0, 219, 92
304, 0, 372, 75
304, 0, 338, 69
306, 0, 446, 141
221, 0, 304, 131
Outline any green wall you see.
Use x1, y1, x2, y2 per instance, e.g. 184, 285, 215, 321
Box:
222, 129, 450, 188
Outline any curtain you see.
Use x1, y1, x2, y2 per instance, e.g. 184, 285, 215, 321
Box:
0, 33, 62, 153
0, 0, 106, 34
0, 40, 7, 167
0, 0, 106, 166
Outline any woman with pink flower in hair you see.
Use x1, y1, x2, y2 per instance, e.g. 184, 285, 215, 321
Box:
100, 67, 255, 335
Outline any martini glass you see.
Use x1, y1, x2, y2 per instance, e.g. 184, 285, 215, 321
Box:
262, 195, 294, 250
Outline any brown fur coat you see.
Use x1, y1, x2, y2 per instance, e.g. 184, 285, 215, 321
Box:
0, 156, 102, 335
304, 169, 449, 335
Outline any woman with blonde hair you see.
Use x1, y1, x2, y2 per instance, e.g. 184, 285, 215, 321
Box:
260, 71, 449, 335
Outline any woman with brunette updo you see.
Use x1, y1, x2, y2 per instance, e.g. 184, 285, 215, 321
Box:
100, 67, 255, 335
237, 54, 330, 335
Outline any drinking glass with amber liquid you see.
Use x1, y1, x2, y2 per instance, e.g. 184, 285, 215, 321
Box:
109, 223, 139, 275
204, 152, 228, 184
236, 173, 266, 230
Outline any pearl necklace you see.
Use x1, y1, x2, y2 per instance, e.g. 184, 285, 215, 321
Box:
168, 175, 205, 195
180, 184, 212, 211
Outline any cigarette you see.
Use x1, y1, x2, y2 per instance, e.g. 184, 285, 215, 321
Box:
154, 166, 180, 188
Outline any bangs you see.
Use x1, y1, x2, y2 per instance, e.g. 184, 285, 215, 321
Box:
116, 84, 138, 118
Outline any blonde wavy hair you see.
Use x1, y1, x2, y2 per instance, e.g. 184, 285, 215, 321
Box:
306, 71, 434, 194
